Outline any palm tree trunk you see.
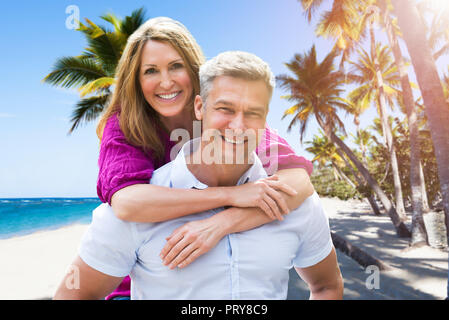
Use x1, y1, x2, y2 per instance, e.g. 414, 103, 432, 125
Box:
378, 0, 428, 246
392, 0, 449, 240
353, 124, 382, 215
332, 162, 357, 189
369, 23, 408, 222
336, 148, 382, 216
331, 164, 341, 181
419, 160, 430, 213
316, 114, 411, 237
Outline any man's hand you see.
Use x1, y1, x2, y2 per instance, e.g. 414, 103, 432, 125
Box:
159, 217, 227, 269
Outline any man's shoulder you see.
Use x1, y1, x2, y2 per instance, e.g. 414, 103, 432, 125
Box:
92, 203, 130, 226
289, 192, 326, 221
150, 161, 174, 186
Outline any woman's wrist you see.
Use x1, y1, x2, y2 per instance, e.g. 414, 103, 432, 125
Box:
214, 186, 234, 207
209, 207, 238, 236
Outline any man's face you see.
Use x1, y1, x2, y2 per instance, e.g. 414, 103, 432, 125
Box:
194, 76, 270, 164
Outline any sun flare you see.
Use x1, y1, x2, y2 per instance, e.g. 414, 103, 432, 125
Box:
425, 0, 449, 13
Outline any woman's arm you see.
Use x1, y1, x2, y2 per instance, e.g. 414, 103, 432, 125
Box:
160, 168, 314, 268
215, 168, 314, 232
159, 127, 315, 268
112, 174, 297, 222
100, 114, 295, 223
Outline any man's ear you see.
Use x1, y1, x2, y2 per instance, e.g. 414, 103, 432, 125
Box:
194, 95, 204, 121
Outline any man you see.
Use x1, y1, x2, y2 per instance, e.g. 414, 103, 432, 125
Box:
54, 51, 343, 300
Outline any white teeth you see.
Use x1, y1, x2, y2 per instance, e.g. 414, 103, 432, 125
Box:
223, 136, 245, 145
157, 92, 180, 99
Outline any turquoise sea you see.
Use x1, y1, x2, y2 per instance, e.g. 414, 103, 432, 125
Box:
0, 198, 102, 239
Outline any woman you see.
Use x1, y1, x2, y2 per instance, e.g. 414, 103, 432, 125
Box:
96, 17, 314, 299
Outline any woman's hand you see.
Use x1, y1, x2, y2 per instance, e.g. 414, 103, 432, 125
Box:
159, 217, 225, 269
227, 175, 297, 221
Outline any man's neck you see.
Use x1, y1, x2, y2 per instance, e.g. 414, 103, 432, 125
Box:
187, 147, 252, 187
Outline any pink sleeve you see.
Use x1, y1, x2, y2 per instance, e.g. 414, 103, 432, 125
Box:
255, 126, 313, 176
97, 114, 155, 205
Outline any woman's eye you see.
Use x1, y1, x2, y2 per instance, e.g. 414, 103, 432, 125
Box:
171, 63, 184, 70
144, 68, 157, 74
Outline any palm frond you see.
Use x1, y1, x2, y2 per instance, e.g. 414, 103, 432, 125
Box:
78, 77, 115, 97
69, 94, 110, 133
43, 56, 106, 88
300, 0, 326, 23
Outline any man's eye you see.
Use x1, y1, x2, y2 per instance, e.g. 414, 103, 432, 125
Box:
218, 107, 233, 113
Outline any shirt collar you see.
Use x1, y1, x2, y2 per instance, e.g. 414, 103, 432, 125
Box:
170, 138, 267, 189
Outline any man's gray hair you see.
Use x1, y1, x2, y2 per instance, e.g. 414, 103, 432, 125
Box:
199, 51, 275, 104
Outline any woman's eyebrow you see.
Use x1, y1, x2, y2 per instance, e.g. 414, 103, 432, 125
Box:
142, 59, 183, 67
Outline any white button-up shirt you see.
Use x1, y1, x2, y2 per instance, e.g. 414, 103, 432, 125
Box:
79, 138, 333, 299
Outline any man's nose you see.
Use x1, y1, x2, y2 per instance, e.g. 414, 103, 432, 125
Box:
228, 113, 246, 131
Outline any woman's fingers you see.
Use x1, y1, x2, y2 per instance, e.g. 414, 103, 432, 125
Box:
178, 249, 202, 269
265, 179, 297, 196
258, 198, 276, 220
265, 185, 290, 216
264, 194, 284, 221
160, 229, 184, 260
161, 234, 192, 265
167, 243, 197, 269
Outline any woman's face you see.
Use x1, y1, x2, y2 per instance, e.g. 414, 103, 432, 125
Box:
139, 39, 193, 119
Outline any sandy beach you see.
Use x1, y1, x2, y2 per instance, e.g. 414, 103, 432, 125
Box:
0, 197, 447, 300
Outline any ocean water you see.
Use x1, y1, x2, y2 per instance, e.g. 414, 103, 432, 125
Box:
0, 198, 102, 240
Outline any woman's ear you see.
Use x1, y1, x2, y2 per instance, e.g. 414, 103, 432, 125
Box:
194, 95, 204, 121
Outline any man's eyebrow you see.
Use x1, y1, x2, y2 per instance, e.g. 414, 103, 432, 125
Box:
246, 106, 266, 112
215, 99, 266, 111
214, 99, 235, 107
142, 59, 183, 67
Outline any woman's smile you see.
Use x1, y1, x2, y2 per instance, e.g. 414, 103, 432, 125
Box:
155, 90, 183, 101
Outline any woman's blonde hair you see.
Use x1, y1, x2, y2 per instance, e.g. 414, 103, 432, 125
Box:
96, 17, 205, 159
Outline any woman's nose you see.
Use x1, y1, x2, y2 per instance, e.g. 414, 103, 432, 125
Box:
159, 71, 174, 90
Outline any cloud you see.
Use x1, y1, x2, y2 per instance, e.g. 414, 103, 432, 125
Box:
0, 113, 16, 118
51, 87, 80, 96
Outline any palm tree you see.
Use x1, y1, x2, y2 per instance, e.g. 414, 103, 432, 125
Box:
347, 42, 408, 222
43, 8, 146, 133
300, 0, 369, 70
277, 45, 410, 237
416, 0, 449, 62
306, 130, 356, 187
299, 0, 430, 245
373, 0, 429, 247
351, 129, 373, 166
391, 0, 449, 241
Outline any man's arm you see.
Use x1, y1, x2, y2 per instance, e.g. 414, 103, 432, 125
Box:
53, 256, 124, 300
295, 248, 344, 300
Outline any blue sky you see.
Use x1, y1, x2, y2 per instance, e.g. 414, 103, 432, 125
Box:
1, 0, 446, 198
